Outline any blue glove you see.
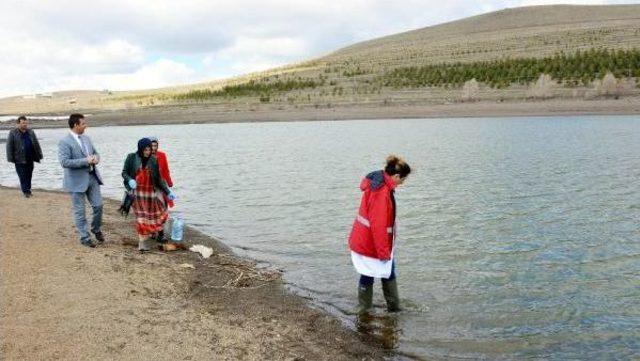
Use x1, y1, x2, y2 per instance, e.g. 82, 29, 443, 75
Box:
128, 179, 137, 190
168, 192, 176, 201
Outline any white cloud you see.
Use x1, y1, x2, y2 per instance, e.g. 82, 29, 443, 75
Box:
203, 36, 310, 75
0, 0, 636, 98
87, 59, 197, 90
0, 59, 196, 96
0, 34, 144, 72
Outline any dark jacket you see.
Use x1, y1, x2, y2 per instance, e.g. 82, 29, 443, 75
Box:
6, 128, 43, 164
121, 153, 170, 195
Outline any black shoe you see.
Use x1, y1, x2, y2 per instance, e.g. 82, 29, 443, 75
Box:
81, 241, 96, 248
94, 232, 105, 244
156, 230, 167, 244
24, 193, 32, 198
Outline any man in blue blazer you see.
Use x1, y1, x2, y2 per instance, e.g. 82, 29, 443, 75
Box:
57, 114, 105, 247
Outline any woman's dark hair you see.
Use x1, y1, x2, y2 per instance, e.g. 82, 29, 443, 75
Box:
68, 113, 84, 129
17, 115, 27, 123
384, 155, 411, 178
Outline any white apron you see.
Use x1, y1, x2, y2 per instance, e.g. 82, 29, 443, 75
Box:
351, 221, 397, 279
351, 249, 394, 278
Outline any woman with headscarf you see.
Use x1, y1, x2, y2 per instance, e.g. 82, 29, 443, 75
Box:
148, 136, 174, 210
148, 137, 173, 189
122, 138, 176, 252
348, 155, 411, 314
148, 136, 174, 242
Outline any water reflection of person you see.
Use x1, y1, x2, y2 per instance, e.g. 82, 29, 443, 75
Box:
122, 138, 176, 252
348, 155, 411, 314
356, 313, 400, 350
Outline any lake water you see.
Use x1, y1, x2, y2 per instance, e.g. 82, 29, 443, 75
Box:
1, 116, 639, 360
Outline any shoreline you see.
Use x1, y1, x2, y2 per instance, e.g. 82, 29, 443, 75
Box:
0, 186, 390, 360
1, 97, 639, 129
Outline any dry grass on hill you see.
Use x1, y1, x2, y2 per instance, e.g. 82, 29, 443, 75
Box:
1, 4, 640, 118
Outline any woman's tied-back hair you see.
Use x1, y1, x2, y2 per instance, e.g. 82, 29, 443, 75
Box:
384, 155, 411, 178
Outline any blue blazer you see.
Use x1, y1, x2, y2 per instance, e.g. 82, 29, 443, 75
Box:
57, 133, 104, 192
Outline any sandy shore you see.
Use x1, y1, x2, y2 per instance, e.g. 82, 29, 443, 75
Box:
0, 187, 387, 360
1, 97, 638, 129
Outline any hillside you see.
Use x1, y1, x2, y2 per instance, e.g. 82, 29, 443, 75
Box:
1, 4, 639, 119
326, 4, 640, 66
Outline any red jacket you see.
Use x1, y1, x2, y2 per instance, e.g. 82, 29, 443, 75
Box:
155, 150, 174, 207
155, 150, 173, 187
348, 171, 396, 261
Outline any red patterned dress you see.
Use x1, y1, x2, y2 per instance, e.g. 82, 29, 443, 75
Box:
132, 166, 169, 236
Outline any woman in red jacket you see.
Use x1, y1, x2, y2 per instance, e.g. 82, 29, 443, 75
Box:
348, 155, 411, 314
150, 137, 174, 242
149, 137, 173, 188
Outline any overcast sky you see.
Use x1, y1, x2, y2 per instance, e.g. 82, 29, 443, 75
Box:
0, 0, 635, 97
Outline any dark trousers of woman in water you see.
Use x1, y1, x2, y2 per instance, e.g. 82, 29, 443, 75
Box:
358, 262, 400, 313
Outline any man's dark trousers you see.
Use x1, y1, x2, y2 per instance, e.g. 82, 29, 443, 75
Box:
15, 162, 34, 195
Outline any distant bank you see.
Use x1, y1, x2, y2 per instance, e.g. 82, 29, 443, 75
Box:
1, 97, 638, 130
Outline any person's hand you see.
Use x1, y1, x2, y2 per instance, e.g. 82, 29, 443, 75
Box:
168, 191, 177, 201
87, 155, 99, 165
128, 179, 137, 190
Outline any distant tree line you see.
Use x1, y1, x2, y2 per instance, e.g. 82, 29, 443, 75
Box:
173, 78, 320, 101
383, 48, 640, 89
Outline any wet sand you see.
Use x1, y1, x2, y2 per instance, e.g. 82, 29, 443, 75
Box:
0, 187, 388, 360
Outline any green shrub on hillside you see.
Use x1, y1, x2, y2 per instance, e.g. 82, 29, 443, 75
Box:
383, 48, 640, 89
173, 78, 319, 101
342, 66, 369, 77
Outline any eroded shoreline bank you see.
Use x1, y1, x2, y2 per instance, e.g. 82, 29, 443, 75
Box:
1, 97, 638, 130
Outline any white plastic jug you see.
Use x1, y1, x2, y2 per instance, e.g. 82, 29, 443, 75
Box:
171, 216, 184, 242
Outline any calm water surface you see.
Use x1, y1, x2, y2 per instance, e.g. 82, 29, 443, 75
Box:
1, 116, 639, 360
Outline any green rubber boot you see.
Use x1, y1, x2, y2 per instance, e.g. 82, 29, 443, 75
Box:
357, 283, 373, 314
381, 279, 401, 312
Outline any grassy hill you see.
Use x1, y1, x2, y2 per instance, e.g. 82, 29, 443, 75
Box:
2, 4, 640, 117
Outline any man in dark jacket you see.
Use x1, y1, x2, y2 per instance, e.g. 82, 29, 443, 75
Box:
6, 116, 43, 197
